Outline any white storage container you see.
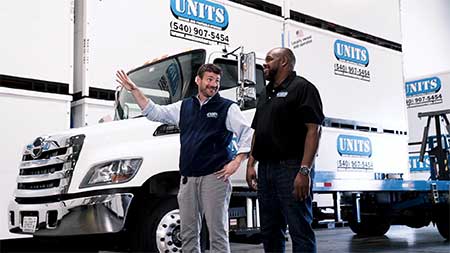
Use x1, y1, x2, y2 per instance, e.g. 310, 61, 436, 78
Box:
71, 98, 115, 128
0, 0, 73, 93
406, 71, 450, 179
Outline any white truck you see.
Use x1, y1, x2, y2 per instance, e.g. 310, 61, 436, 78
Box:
6, 0, 450, 252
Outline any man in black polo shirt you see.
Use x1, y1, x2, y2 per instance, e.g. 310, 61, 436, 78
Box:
246, 47, 324, 253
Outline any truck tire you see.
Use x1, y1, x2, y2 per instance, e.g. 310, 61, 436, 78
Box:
129, 197, 182, 252
348, 214, 391, 236
435, 205, 449, 240
129, 197, 208, 252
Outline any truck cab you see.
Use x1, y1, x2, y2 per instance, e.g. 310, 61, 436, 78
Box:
8, 47, 264, 252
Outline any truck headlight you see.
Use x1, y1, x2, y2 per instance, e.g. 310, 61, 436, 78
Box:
80, 158, 143, 188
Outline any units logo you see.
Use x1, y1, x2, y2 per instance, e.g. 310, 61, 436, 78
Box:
405, 76, 443, 108
336, 134, 374, 171
408, 155, 430, 173
337, 134, 372, 157
169, 0, 230, 45
170, 0, 229, 29
334, 40, 369, 66
333, 39, 371, 82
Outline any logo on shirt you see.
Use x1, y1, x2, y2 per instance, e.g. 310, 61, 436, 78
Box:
276, 91, 288, 97
206, 112, 218, 118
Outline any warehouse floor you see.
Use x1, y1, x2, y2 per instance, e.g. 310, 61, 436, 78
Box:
231, 225, 449, 253
1, 225, 448, 252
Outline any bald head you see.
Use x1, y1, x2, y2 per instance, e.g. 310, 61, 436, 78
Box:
268, 47, 296, 70
264, 47, 296, 84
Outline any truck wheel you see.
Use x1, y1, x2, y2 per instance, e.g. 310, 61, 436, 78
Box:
348, 214, 391, 236
129, 197, 182, 252
435, 205, 449, 240
129, 197, 209, 252
155, 205, 183, 252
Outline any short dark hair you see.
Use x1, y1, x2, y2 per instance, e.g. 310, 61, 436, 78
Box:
197, 63, 222, 78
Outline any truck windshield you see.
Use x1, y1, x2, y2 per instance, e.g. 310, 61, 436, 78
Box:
115, 50, 206, 120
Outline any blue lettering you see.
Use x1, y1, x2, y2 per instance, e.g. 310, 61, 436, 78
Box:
337, 135, 372, 157
334, 40, 369, 66
170, 0, 229, 30
409, 155, 430, 172
405, 77, 441, 97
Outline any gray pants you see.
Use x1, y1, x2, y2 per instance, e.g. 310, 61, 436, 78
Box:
177, 173, 232, 253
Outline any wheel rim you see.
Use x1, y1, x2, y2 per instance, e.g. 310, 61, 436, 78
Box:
156, 209, 182, 252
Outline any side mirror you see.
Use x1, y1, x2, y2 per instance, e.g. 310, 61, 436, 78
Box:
114, 85, 122, 120
237, 50, 257, 109
239, 52, 256, 85
235, 86, 256, 109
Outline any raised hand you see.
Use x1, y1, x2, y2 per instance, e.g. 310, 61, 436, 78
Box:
116, 70, 138, 91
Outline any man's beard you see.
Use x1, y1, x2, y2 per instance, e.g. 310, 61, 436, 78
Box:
264, 67, 277, 82
200, 86, 217, 97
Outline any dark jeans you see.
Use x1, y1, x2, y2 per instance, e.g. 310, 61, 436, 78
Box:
258, 161, 317, 253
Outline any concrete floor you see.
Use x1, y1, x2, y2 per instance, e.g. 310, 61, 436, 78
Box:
1, 225, 448, 252
230, 225, 449, 253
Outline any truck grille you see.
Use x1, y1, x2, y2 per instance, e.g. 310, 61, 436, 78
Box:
19, 163, 64, 176
14, 134, 85, 198
18, 179, 60, 190
22, 147, 68, 161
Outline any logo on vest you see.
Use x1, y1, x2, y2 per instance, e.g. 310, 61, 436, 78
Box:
206, 112, 218, 118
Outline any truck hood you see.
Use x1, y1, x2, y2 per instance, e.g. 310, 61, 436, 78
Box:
51, 117, 181, 193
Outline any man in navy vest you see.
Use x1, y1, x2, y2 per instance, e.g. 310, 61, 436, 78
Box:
116, 64, 253, 253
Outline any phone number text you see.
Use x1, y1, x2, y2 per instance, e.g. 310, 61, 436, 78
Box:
170, 21, 229, 45
334, 63, 371, 82
406, 93, 443, 108
337, 159, 374, 170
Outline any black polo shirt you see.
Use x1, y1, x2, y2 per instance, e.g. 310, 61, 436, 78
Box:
251, 71, 324, 162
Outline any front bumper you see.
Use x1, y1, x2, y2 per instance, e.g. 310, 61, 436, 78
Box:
8, 193, 133, 236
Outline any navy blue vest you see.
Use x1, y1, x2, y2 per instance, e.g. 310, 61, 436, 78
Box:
179, 94, 234, 177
